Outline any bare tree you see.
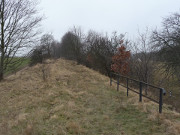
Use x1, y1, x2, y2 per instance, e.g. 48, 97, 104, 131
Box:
51, 40, 61, 58
0, 0, 42, 81
40, 33, 54, 57
130, 28, 155, 95
152, 12, 180, 80
59, 31, 83, 64
85, 31, 129, 75
70, 26, 85, 42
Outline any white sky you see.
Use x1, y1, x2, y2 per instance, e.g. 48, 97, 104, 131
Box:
40, 0, 180, 40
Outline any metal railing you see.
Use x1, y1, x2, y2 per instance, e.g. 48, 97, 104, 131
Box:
110, 72, 166, 113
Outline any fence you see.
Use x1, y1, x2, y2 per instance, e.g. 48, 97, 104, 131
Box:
110, 72, 166, 113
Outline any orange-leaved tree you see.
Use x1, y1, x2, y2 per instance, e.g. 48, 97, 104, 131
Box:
111, 45, 131, 75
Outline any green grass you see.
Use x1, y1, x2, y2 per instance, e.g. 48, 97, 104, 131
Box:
0, 59, 179, 135
4, 57, 30, 76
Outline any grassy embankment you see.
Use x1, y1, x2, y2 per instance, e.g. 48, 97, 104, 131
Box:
153, 66, 180, 112
0, 59, 180, 135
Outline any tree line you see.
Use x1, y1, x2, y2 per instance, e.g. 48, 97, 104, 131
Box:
29, 10, 179, 93
0, 0, 180, 89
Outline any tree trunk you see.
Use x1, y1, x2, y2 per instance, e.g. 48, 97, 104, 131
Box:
0, 71, 3, 81
0, 0, 5, 81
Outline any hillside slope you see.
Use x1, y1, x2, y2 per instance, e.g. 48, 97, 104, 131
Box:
0, 59, 180, 135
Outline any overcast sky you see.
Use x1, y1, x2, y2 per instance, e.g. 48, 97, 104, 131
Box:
40, 0, 180, 40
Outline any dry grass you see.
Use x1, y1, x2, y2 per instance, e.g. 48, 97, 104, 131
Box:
122, 86, 180, 135
0, 58, 180, 135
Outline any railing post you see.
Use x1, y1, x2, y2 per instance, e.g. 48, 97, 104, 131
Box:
127, 78, 129, 97
117, 74, 120, 91
139, 82, 142, 102
110, 73, 112, 86
159, 88, 163, 113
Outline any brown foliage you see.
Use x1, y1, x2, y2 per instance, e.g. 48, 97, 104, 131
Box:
111, 45, 131, 75
86, 53, 93, 65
